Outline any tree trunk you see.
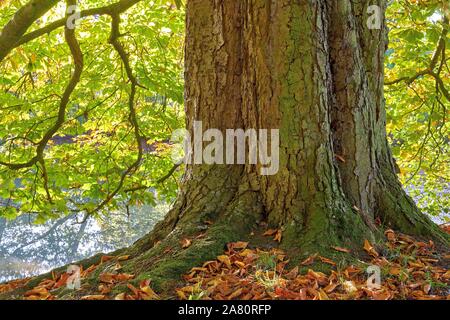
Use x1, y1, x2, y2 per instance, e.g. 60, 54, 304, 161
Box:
6, 0, 443, 297
116, 0, 447, 292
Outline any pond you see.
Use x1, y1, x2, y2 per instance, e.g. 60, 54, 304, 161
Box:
0, 203, 168, 283
0, 186, 447, 283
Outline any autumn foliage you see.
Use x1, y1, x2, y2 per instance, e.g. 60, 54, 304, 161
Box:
1, 227, 448, 300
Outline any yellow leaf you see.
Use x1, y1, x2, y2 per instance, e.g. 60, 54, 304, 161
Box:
318, 289, 329, 300
181, 238, 192, 249
115, 293, 127, 300
80, 295, 106, 300
117, 255, 130, 261
217, 255, 232, 268
140, 286, 159, 300
176, 290, 187, 300
363, 239, 379, 257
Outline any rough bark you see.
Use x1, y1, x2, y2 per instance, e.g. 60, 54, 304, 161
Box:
119, 0, 446, 292
1, 0, 447, 297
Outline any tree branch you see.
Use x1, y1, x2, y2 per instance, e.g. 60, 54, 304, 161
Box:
12, 0, 143, 50
0, 0, 61, 62
0, 0, 84, 170
385, 17, 449, 94
80, 13, 143, 222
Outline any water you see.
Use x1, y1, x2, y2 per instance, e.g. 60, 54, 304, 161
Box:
0, 204, 168, 283
0, 185, 448, 283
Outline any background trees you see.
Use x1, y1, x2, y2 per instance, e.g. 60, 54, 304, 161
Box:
0, 0, 448, 228
0, 0, 184, 222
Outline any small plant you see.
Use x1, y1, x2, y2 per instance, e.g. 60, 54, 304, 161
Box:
424, 271, 448, 293
254, 268, 284, 291
256, 252, 277, 270
187, 281, 207, 300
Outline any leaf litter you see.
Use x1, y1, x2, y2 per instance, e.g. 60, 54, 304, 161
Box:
0, 229, 448, 300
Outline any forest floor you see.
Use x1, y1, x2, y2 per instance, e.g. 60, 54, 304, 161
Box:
1, 226, 449, 300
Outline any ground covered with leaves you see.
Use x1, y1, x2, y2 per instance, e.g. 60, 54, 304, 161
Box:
1, 228, 449, 300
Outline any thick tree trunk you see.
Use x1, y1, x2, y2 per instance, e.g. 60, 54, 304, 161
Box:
118, 0, 447, 292
0, 0, 447, 298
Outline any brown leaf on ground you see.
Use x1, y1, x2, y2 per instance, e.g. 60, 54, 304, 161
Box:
24, 287, 51, 300
217, 255, 232, 268
117, 255, 130, 261
228, 241, 249, 250
80, 295, 106, 300
319, 256, 336, 266
300, 254, 318, 266
363, 239, 379, 257
0, 278, 29, 294
263, 229, 278, 236
331, 246, 351, 253
100, 255, 115, 264
273, 230, 282, 243
181, 238, 192, 249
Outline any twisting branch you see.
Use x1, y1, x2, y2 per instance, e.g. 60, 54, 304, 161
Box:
80, 13, 143, 222
0, 0, 84, 172
385, 17, 449, 102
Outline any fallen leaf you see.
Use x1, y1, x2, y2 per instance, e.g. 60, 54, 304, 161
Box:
319, 256, 336, 266
263, 229, 277, 236
117, 255, 130, 261
176, 289, 188, 300
140, 286, 159, 300
217, 255, 232, 268
324, 282, 338, 293
80, 295, 106, 300
127, 283, 140, 296
114, 273, 135, 282
301, 254, 317, 266
285, 266, 299, 280
99, 273, 115, 284
331, 246, 351, 253
24, 287, 50, 298
181, 238, 192, 249
98, 284, 112, 294
115, 293, 127, 300
229, 241, 248, 250
228, 288, 243, 300
273, 230, 282, 242
318, 289, 330, 300
385, 229, 396, 242
363, 239, 379, 257
100, 255, 115, 264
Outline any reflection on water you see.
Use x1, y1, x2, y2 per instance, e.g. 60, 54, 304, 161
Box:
0, 204, 167, 283
0, 184, 447, 283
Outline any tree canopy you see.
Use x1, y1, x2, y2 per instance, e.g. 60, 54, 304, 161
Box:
0, 0, 184, 223
385, 1, 449, 220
